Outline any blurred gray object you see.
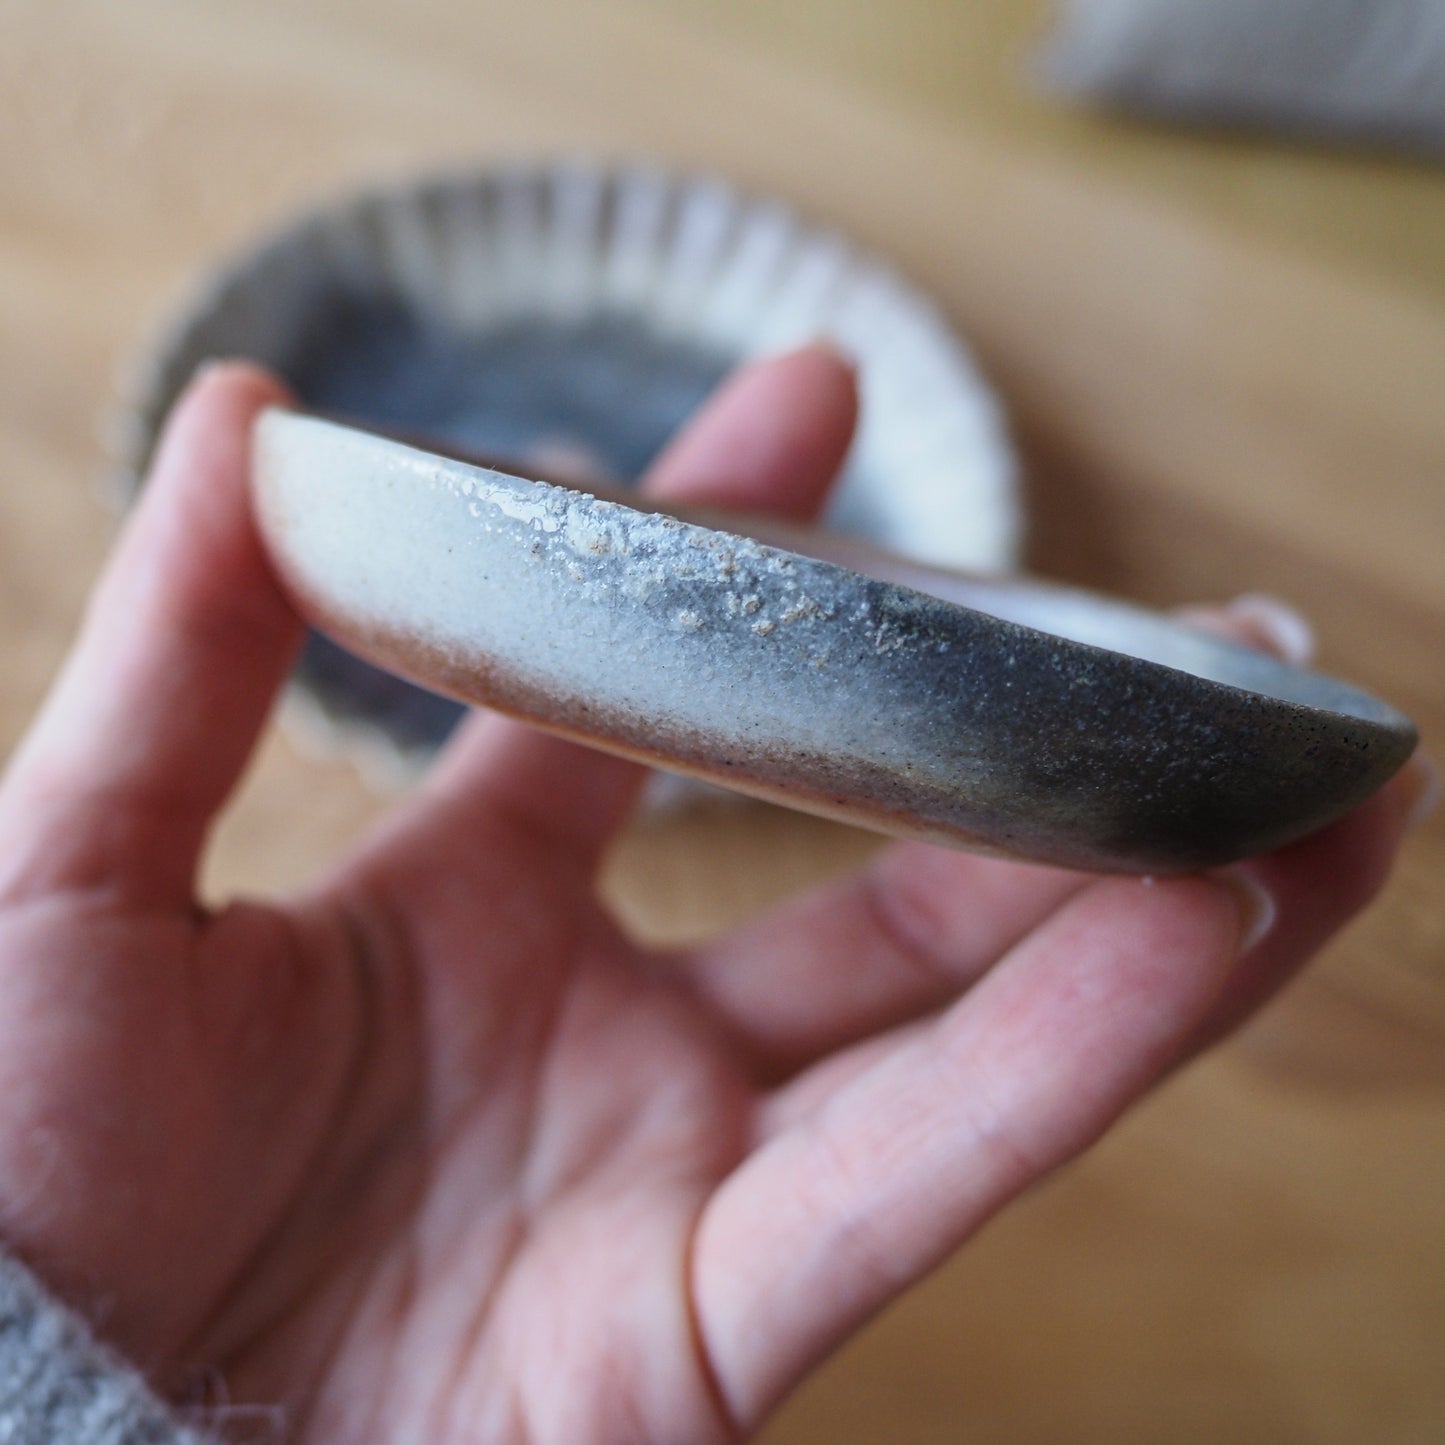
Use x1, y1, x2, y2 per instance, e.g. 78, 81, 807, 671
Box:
1042, 0, 1445, 157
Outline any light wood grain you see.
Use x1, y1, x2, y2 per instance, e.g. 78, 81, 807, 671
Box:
1, 1, 1442, 1440
641, 0, 1445, 295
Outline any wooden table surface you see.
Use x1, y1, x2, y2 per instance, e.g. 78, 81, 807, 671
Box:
3, 1, 1442, 1440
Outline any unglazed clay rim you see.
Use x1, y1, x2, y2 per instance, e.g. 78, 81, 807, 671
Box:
251, 410, 1417, 873
108, 160, 1022, 787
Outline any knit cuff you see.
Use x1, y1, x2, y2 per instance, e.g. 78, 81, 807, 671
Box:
0, 1253, 212, 1445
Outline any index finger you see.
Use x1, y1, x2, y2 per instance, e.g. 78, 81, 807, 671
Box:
0, 364, 302, 911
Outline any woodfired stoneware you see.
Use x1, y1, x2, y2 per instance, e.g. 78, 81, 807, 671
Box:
252, 410, 1418, 873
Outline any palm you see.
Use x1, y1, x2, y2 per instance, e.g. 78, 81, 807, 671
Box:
0, 358, 1414, 1443
270, 870, 754, 1445
0, 821, 751, 1439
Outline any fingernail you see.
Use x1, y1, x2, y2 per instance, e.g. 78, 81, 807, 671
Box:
1217, 871, 1277, 953
1226, 594, 1315, 666
1399, 751, 1441, 830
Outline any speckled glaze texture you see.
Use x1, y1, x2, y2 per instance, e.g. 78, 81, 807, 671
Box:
252, 411, 1417, 873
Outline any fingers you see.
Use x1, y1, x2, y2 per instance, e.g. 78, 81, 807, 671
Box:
638, 339, 860, 514
1174, 593, 1315, 665
0, 364, 301, 910
392, 344, 859, 874
690, 722, 1425, 1429
666, 594, 1323, 1072
692, 872, 1256, 1427
676, 846, 1087, 1071
760, 761, 1426, 1131
1186, 751, 1431, 1052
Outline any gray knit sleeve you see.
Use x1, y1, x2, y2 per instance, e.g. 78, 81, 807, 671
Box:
0, 1254, 214, 1444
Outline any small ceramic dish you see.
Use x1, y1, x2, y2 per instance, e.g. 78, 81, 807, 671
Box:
112, 162, 1021, 783
252, 409, 1417, 874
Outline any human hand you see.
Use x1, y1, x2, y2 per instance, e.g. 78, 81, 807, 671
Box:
0, 351, 1427, 1442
